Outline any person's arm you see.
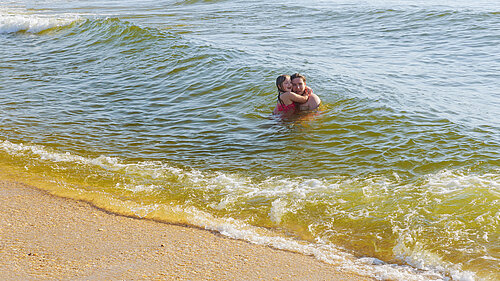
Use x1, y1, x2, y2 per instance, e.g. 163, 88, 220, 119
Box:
299, 93, 321, 111
288, 92, 309, 104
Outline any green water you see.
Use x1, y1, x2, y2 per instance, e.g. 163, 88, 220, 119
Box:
1, 1, 499, 280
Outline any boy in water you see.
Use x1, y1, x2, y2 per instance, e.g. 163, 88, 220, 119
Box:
290, 73, 321, 111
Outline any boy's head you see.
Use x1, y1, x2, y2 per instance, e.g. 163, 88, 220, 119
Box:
291, 73, 307, 95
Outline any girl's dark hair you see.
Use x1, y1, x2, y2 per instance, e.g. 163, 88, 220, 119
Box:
276, 74, 290, 92
276, 74, 290, 107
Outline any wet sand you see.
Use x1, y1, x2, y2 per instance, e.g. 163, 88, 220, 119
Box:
0, 178, 374, 280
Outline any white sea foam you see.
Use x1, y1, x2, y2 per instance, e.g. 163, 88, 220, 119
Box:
393, 237, 476, 281
0, 140, 119, 168
269, 198, 288, 223
180, 205, 465, 281
425, 169, 500, 194
0, 10, 79, 34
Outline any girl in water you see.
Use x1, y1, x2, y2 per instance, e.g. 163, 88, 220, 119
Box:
272, 74, 309, 116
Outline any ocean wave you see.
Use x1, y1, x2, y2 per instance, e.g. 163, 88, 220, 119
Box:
1, 139, 497, 280
0, 142, 470, 281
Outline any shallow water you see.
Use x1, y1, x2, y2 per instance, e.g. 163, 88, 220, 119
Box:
1, 0, 499, 280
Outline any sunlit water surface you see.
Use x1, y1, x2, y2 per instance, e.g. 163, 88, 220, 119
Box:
1, 0, 499, 280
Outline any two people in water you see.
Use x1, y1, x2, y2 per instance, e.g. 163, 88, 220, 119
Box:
272, 73, 321, 116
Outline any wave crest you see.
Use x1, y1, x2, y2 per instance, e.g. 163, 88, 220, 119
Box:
0, 11, 79, 34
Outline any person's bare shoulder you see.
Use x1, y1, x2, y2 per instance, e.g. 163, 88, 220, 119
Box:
299, 93, 321, 111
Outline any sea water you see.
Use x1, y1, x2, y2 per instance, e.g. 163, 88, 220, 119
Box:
0, 0, 499, 280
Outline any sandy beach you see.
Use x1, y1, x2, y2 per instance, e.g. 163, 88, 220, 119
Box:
0, 178, 374, 280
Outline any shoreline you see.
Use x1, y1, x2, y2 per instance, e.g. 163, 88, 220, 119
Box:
0, 178, 374, 280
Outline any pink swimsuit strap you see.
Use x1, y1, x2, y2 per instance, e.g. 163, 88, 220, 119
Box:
276, 91, 296, 112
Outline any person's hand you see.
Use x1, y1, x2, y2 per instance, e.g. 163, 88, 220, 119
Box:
304, 87, 312, 96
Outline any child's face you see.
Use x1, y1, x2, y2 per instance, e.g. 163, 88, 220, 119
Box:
281, 77, 292, 92
292, 77, 306, 94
